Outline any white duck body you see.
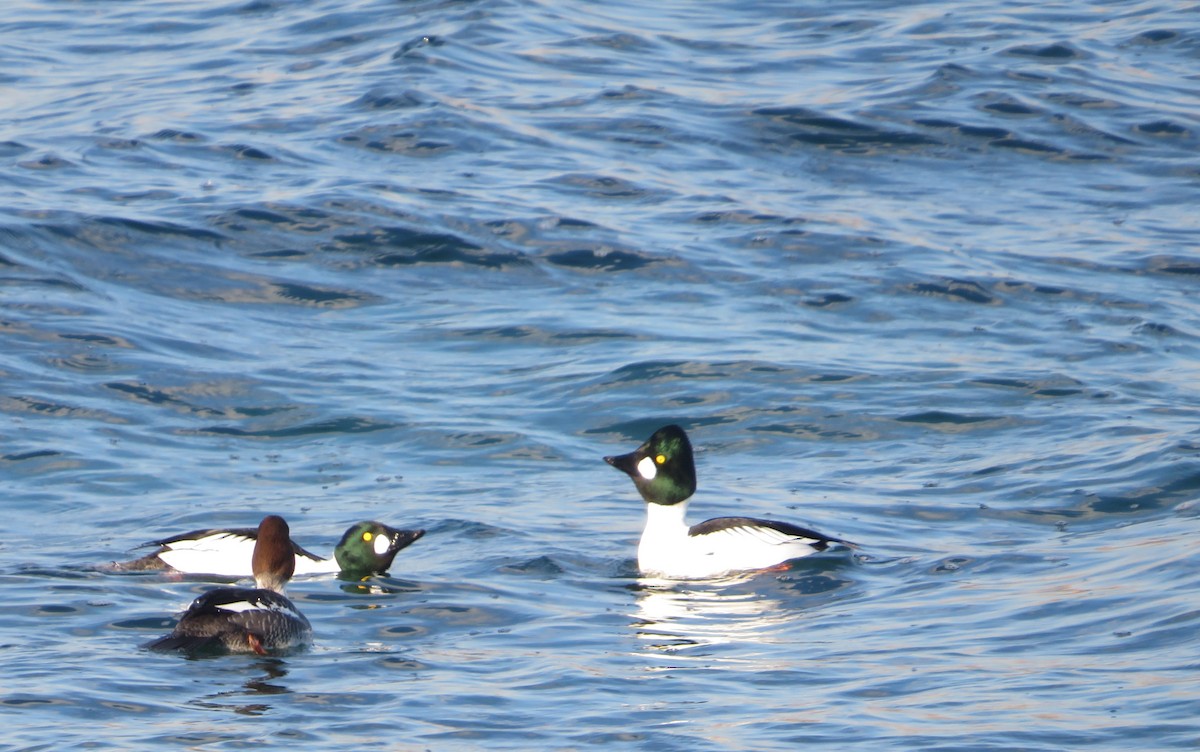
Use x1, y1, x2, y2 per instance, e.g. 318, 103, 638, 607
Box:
154, 531, 336, 577
638, 500, 834, 579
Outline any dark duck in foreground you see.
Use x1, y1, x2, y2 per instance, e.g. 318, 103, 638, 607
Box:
146, 515, 313, 655
605, 424, 850, 579
115, 521, 424, 579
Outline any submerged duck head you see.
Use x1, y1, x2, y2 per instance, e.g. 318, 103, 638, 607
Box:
333, 521, 425, 576
604, 424, 697, 506
252, 515, 296, 592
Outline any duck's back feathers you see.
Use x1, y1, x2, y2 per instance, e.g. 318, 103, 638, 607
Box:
149, 527, 256, 549
114, 528, 326, 577
144, 587, 312, 655
688, 516, 845, 550
152, 528, 325, 562
153, 527, 321, 556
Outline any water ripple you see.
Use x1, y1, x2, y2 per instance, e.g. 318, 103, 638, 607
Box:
2, 0, 1199, 748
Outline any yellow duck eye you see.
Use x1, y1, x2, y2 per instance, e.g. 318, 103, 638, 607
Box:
655, 454, 666, 465
362, 531, 373, 542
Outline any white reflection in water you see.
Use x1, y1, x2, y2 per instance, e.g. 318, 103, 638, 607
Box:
631, 575, 796, 660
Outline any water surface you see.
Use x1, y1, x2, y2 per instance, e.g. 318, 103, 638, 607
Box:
2, 0, 1199, 749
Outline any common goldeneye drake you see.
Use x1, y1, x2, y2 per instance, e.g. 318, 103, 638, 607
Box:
604, 424, 848, 579
146, 515, 313, 655
114, 521, 424, 578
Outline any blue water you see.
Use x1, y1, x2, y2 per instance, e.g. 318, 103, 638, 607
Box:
3, 0, 1199, 748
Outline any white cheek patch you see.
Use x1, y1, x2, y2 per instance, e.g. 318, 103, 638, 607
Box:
373, 534, 391, 556
636, 456, 657, 480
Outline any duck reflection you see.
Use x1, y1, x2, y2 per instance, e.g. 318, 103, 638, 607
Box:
192, 658, 291, 716
630, 568, 853, 661
337, 574, 422, 598
242, 658, 290, 696
632, 575, 785, 651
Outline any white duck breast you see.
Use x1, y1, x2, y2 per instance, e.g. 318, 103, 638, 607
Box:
637, 502, 831, 580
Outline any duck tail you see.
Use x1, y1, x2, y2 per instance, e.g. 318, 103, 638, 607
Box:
143, 633, 220, 653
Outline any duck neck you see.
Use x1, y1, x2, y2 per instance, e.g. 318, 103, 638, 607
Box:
255, 571, 287, 592
638, 500, 692, 575
641, 500, 690, 543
